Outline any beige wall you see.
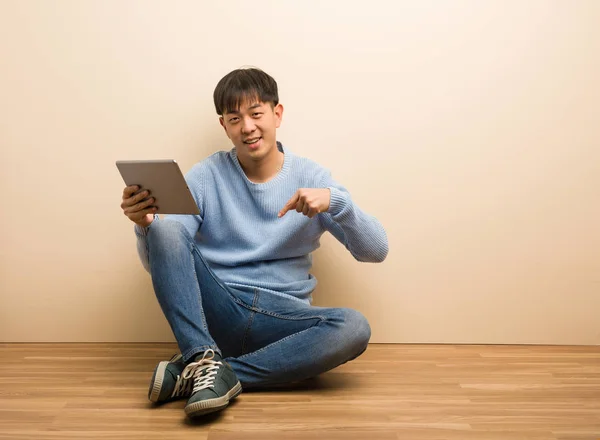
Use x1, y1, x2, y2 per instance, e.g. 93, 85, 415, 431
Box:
1, 0, 599, 344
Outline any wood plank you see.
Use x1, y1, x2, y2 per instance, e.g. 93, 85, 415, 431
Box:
0, 343, 598, 439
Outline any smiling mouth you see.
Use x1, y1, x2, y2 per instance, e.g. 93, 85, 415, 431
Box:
244, 137, 262, 144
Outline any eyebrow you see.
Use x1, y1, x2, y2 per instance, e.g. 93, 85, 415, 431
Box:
227, 103, 263, 115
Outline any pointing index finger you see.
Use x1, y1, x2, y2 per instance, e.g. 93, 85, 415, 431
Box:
278, 192, 299, 218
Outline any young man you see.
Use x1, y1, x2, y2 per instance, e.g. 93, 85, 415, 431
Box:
120, 68, 388, 418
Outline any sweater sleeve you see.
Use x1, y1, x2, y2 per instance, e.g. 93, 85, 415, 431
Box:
318, 172, 389, 263
134, 164, 205, 272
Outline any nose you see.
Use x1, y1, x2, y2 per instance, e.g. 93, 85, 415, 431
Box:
241, 117, 256, 135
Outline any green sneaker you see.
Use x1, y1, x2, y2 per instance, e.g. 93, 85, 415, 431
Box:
148, 354, 193, 403
183, 349, 242, 418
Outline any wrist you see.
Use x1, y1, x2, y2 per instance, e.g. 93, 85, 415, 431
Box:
134, 214, 157, 235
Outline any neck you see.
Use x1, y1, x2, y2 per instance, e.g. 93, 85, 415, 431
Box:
238, 145, 284, 183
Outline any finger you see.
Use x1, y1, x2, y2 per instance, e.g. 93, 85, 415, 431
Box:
121, 189, 150, 208
127, 206, 157, 222
123, 185, 140, 199
124, 196, 155, 214
278, 193, 299, 217
126, 202, 157, 218
302, 204, 310, 216
126, 197, 155, 214
307, 208, 318, 219
295, 200, 304, 213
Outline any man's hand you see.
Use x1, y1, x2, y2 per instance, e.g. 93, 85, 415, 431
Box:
278, 188, 331, 219
121, 185, 157, 228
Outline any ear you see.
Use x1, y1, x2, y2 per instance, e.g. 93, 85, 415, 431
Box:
274, 103, 284, 129
219, 116, 231, 139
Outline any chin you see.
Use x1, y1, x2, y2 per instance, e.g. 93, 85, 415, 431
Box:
241, 140, 270, 155
236, 146, 263, 162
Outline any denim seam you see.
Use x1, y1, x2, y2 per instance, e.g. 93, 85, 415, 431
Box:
235, 323, 321, 361
252, 307, 327, 322
241, 289, 261, 355
241, 311, 256, 355
189, 245, 255, 312
182, 344, 220, 363
189, 241, 210, 333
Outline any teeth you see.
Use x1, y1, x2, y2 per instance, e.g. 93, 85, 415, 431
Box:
245, 138, 260, 144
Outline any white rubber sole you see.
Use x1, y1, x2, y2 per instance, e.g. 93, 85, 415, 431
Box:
184, 381, 243, 418
148, 360, 169, 403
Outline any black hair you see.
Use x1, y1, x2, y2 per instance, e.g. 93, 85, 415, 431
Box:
213, 67, 279, 115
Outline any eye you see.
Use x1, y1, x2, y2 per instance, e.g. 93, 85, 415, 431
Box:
229, 117, 239, 123
252, 112, 263, 118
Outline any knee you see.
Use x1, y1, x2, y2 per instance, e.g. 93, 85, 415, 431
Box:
147, 220, 190, 250
337, 308, 371, 358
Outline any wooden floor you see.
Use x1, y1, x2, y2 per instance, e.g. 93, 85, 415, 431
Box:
0, 344, 599, 439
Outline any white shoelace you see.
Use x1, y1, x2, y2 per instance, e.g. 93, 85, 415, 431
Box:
171, 373, 193, 398
180, 349, 222, 394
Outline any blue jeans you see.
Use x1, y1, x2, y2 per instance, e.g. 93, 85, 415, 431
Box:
146, 220, 371, 388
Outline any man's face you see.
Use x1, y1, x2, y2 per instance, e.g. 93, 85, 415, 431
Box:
219, 99, 284, 163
